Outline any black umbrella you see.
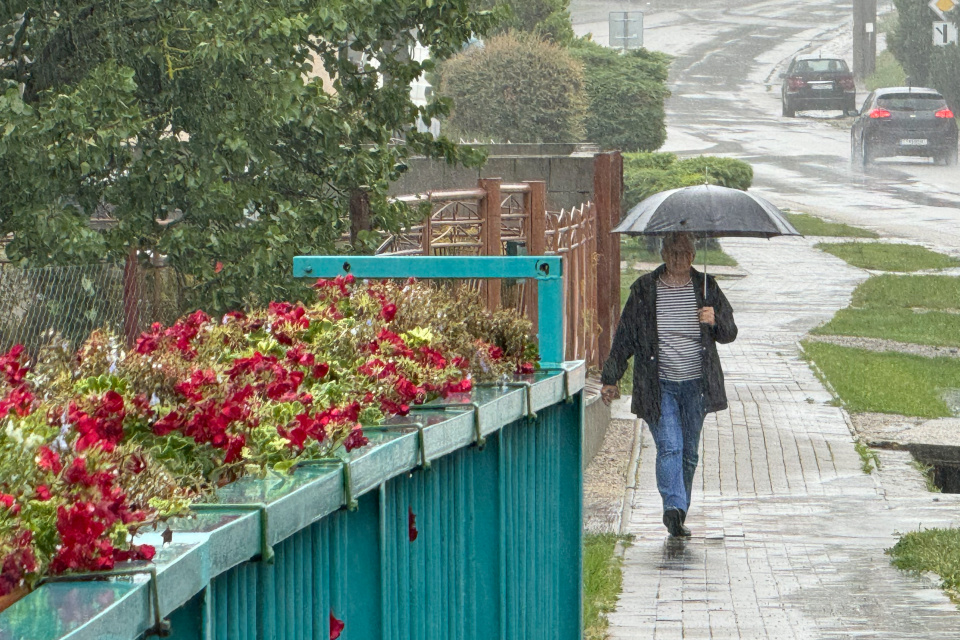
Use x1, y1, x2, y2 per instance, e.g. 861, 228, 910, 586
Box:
613, 184, 801, 297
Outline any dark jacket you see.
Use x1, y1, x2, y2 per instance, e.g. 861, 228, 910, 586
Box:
600, 265, 738, 426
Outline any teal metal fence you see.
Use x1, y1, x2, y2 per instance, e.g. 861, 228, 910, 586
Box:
0, 256, 585, 640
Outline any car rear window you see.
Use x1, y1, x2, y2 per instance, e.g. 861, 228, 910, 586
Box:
793, 59, 849, 73
877, 94, 947, 110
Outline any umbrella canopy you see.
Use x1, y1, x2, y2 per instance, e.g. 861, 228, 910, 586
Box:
614, 185, 800, 238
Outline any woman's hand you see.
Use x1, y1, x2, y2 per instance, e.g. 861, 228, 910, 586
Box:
601, 384, 620, 406
699, 306, 715, 326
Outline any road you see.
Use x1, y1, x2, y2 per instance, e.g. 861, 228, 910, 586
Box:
571, 0, 960, 254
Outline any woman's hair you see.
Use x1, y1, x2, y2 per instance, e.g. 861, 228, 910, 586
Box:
660, 232, 696, 256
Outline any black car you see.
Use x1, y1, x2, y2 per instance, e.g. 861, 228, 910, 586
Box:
781, 56, 856, 117
850, 87, 959, 167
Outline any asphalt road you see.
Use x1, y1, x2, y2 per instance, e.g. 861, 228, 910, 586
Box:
571, 0, 960, 253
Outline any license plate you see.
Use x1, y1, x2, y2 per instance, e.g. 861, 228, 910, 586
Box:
811, 83, 833, 90
900, 139, 928, 146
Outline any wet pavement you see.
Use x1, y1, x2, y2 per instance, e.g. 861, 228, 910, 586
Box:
606, 236, 960, 638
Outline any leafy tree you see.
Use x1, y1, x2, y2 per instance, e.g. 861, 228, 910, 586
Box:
569, 38, 671, 152
479, 0, 574, 45
888, 0, 936, 84
438, 33, 586, 143
0, 1, 496, 313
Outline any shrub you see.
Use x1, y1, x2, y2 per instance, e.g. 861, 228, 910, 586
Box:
569, 39, 672, 152
888, 0, 936, 84
622, 153, 753, 210
438, 33, 587, 143
928, 43, 960, 112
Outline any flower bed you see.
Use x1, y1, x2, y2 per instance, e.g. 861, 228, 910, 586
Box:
0, 278, 537, 600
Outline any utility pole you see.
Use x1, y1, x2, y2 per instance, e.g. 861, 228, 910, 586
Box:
853, 0, 877, 80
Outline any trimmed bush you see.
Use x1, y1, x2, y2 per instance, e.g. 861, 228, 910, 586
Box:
623, 153, 753, 210
569, 39, 672, 152
438, 33, 586, 143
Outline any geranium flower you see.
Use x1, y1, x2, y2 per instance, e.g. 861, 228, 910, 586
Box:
330, 612, 345, 639
36, 445, 63, 474
408, 507, 418, 542
343, 425, 369, 452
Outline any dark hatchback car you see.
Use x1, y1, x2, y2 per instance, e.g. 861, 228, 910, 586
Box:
851, 87, 958, 167
781, 56, 856, 117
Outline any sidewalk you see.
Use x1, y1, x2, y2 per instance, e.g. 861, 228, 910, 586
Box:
608, 236, 960, 639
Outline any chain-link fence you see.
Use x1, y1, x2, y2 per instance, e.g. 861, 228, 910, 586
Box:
0, 262, 185, 356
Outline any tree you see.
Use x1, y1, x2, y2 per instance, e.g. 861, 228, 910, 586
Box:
480, 0, 574, 45
0, 1, 496, 313
438, 33, 586, 143
569, 38, 671, 152
888, 0, 936, 84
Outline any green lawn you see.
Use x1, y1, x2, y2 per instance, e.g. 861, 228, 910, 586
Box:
812, 308, 960, 348
888, 528, 960, 603
801, 341, 960, 418
866, 50, 907, 91
620, 237, 738, 267
584, 533, 629, 640
783, 212, 877, 238
850, 274, 960, 311
816, 242, 960, 272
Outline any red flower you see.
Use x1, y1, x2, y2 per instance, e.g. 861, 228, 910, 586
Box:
516, 361, 536, 375
312, 363, 330, 380
380, 302, 397, 322
214, 261, 224, 273
0, 494, 15, 510
35, 485, 51, 501
137, 544, 156, 561
343, 425, 369, 452
330, 612, 345, 640
37, 445, 63, 474
65, 457, 94, 486
408, 507, 418, 542
487, 345, 504, 360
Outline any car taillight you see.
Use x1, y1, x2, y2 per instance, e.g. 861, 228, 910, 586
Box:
839, 77, 855, 91
935, 108, 955, 118
868, 108, 891, 119
787, 77, 806, 90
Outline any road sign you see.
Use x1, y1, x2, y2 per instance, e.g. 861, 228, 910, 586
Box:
609, 11, 643, 50
929, 0, 956, 20
934, 21, 959, 45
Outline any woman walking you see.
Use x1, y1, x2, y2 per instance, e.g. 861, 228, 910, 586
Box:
600, 232, 737, 537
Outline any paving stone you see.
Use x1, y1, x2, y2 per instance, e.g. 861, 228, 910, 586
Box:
607, 237, 960, 639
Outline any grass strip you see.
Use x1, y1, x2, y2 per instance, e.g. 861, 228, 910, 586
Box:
816, 242, 960, 272
584, 533, 629, 640
620, 238, 738, 267
801, 341, 960, 418
888, 528, 960, 602
850, 274, 960, 311
782, 212, 877, 238
812, 308, 960, 348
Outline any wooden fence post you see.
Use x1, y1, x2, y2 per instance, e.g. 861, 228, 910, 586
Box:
593, 154, 614, 364
479, 178, 502, 310
349, 188, 372, 252
523, 181, 546, 336
122, 248, 141, 348
610, 152, 623, 341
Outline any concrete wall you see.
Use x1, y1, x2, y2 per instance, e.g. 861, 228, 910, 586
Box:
390, 143, 602, 211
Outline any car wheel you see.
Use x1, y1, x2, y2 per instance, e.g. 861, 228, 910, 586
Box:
851, 137, 862, 169
782, 99, 795, 118
844, 100, 857, 117
862, 141, 876, 167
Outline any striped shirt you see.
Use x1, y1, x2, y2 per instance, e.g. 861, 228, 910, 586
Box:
656, 278, 702, 381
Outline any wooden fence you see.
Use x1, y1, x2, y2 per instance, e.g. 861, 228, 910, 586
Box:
375, 153, 622, 368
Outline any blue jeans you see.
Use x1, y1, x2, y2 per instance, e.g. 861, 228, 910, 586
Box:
650, 379, 705, 514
